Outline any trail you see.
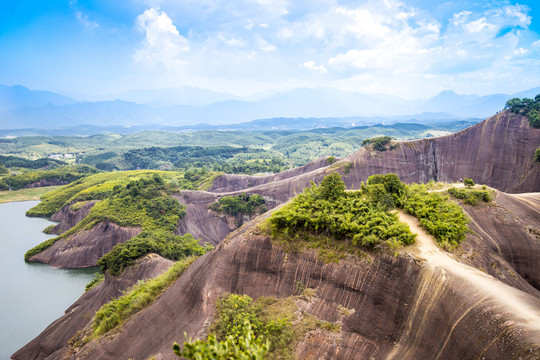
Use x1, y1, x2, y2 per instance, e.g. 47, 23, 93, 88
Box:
397, 211, 540, 331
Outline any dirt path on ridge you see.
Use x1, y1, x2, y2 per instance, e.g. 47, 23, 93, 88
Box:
397, 211, 540, 332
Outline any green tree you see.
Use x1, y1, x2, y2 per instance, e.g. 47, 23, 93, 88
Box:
318, 172, 346, 200
463, 178, 475, 187
535, 147, 540, 162
504, 95, 540, 128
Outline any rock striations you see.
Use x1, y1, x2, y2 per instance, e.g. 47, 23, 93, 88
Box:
13, 111, 540, 359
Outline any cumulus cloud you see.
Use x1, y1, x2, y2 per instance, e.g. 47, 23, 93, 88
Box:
134, 8, 190, 68
300, 61, 327, 74
126, 0, 540, 97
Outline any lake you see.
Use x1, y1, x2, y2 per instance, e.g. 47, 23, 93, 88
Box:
0, 201, 96, 359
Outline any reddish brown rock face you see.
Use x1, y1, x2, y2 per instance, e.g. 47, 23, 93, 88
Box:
209, 112, 540, 199
15, 191, 540, 360
29, 221, 142, 268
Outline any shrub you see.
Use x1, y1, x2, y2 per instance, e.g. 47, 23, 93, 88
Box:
463, 178, 475, 187
362, 136, 393, 151
209, 193, 266, 216
535, 147, 540, 162
174, 322, 269, 360
98, 231, 211, 275
448, 187, 492, 206
269, 173, 416, 253
402, 184, 469, 245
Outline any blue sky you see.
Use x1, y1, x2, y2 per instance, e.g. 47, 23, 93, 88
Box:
1, 0, 539, 98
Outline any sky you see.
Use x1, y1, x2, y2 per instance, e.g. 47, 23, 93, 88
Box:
0, 0, 539, 99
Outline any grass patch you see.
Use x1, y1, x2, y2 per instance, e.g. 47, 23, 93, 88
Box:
92, 256, 196, 336
0, 186, 61, 204
85, 272, 104, 292
447, 187, 493, 206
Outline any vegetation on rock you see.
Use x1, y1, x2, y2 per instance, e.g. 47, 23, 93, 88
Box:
175, 290, 340, 359
175, 322, 269, 360
362, 136, 395, 151
402, 184, 469, 246
270, 173, 470, 255
448, 187, 493, 206
24, 171, 213, 272
269, 173, 416, 258
98, 231, 211, 275
505, 94, 540, 128
85, 273, 104, 292
92, 256, 196, 336
209, 193, 266, 216
535, 147, 540, 162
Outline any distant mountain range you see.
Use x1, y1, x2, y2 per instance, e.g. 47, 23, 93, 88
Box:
0, 84, 538, 130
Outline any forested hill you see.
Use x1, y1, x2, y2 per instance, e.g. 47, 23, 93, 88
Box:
0, 121, 477, 171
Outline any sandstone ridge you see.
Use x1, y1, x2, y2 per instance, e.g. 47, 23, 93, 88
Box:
14, 190, 540, 359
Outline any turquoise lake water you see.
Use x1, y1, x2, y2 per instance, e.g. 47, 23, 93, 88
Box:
0, 201, 96, 359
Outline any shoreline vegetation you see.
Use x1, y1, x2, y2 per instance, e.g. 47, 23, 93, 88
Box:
0, 186, 61, 204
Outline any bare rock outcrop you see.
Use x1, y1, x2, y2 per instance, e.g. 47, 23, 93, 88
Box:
49, 201, 96, 235
12, 254, 173, 360
210, 112, 540, 198
29, 221, 141, 268
209, 156, 335, 193
343, 112, 540, 192
458, 191, 540, 293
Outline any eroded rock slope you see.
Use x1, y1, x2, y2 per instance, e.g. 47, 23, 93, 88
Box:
15, 191, 540, 360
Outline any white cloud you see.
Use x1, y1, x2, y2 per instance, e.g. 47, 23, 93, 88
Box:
256, 37, 276, 52
500, 5, 531, 27
249, 0, 288, 17
134, 8, 190, 68
69, 0, 99, 30
301, 61, 327, 74
218, 34, 245, 47
123, 0, 540, 98
75, 11, 99, 30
